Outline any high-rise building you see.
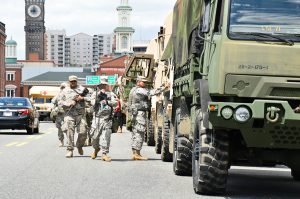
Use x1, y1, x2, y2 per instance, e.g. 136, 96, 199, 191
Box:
45, 29, 66, 67
25, 0, 46, 61
93, 34, 113, 65
0, 22, 7, 97
70, 33, 93, 67
114, 0, 135, 55
65, 37, 71, 67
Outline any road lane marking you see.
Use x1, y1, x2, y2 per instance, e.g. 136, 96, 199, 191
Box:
26, 135, 35, 139
15, 142, 28, 147
5, 142, 20, 147
0, 151, 2, 155
45, 132, 52, 135
231, 166, 290, 172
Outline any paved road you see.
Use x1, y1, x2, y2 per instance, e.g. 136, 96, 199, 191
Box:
0, 123, 299, 199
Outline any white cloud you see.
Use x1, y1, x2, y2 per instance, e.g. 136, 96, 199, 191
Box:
0, 0, 176, 59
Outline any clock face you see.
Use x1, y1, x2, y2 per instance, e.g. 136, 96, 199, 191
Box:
28, 5, 41, 18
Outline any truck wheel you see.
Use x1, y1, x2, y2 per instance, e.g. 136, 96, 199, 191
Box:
193, 110, 229, 195
173, 109, 192, 176
34, 127, 39, 134
147, 117, 155, 146
26, 127, 33, 134
291, 169, 300, 181
155, 127, 162, 154
161, 114, 172, 162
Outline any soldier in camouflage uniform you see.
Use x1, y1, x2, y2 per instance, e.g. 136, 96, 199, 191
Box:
128, 76, 168, 160
84, 88, 94, 146
59, 75, 90, 158
51, 82, 68, 147
128, 76, 153, 160
90, 78, 117, 162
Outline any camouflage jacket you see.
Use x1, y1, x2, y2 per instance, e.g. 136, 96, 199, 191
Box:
59, 85, 91, 116
91, 90, 117, 120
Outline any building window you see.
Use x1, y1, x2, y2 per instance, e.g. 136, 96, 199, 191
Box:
122, 17, 127, 26
121, 36, 128, 49
6, 73, 15, 81
6, 89, 15, 97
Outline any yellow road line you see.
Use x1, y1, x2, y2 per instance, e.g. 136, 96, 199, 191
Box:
15, 142, 28, 147
45, 132, 52, 135
26, 135, 35, 139
5, 142, 20, 147
0, 151, 2, 155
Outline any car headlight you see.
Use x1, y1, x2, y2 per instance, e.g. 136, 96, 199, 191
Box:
234, 107, 251, 123
221, 106, 233, 120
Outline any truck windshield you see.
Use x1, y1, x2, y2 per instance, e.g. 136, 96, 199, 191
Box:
229, 0, 300, 41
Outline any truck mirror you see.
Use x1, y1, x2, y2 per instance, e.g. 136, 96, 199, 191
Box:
201, 0, 211, 33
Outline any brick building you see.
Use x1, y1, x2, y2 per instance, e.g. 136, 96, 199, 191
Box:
0, 22, 7, 97
96, 55, 129, 77
5, 39, 24, 97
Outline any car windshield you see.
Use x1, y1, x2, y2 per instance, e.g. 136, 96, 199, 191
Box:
229, 0, 300, 40
0, 98, 29, 107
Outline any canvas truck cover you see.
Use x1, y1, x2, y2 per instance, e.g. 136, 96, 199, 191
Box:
171, 0, 203, 68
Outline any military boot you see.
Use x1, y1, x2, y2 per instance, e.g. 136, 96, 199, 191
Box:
117, 127, 122, 133
133, 150, 148, 161
101, 154, 112, 162
59, 140, 64, 147
65, 150, 73, 158
91, 149, 100, 159
132, 149, 137, 160
77, 147, 84, 155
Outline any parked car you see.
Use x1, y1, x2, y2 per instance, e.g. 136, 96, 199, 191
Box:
0, 97, 39, 134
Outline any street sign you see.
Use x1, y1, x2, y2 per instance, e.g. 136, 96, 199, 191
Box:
86, 76, 100, 85
108, 76, 116, 85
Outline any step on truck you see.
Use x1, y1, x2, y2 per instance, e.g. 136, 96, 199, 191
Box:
168, 0, 300, 195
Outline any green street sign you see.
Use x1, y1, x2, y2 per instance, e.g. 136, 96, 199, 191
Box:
86, 76, 100, 85
108, 76, 116, 85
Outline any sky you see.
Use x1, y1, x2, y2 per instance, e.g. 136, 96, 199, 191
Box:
0, 0, 177, 60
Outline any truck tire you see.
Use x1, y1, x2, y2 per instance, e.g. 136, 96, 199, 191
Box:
161, 114, 172, 162
147, 117, 155, 146
193, 110, 229, 195
155, 127, 162, 154
173, 109, 192, 176
291, 169, 300, 181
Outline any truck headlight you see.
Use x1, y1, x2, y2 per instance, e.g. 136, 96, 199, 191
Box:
234, 107, 251, 123
221, 106, 233, 120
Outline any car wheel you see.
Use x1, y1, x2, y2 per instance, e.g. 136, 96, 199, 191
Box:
26, 127, 33, 134
34, 127, 39, 134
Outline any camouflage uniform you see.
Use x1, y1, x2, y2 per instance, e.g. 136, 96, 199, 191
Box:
51, 91, 65, 145
59, 85, 90, 152
85, 88, 94, 146
90, 90, 116, 155
128, 86, 151, 151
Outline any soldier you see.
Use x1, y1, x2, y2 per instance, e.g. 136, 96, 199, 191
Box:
51, 82, 68, 147
128, 76, 169, 160
84, 88, 94, 146
90, 77, 117, 162
59, 75, 90, 158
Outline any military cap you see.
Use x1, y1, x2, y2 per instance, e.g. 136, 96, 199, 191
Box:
69, 75, 78, 81
60, 82, 68, 89
137, 76, 149, 82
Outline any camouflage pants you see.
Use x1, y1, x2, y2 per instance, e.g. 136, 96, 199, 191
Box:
55, 114, 64, 141
86, 113, 93, 139
131, 111, 147, 150
63, 115, 87, 151
91, 117, 112, 154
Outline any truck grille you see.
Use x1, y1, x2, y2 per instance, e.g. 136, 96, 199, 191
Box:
270, 88, 300, 97
270, 126, 300, 145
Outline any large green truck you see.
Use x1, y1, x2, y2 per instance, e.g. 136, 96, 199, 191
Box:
168, 0, 300, 195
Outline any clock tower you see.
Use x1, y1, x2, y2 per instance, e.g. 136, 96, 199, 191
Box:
24, 0, 45, 60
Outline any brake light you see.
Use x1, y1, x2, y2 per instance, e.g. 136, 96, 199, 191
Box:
18, 109, 29, 115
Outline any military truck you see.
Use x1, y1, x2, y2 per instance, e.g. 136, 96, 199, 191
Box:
167, 0, 300, 195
